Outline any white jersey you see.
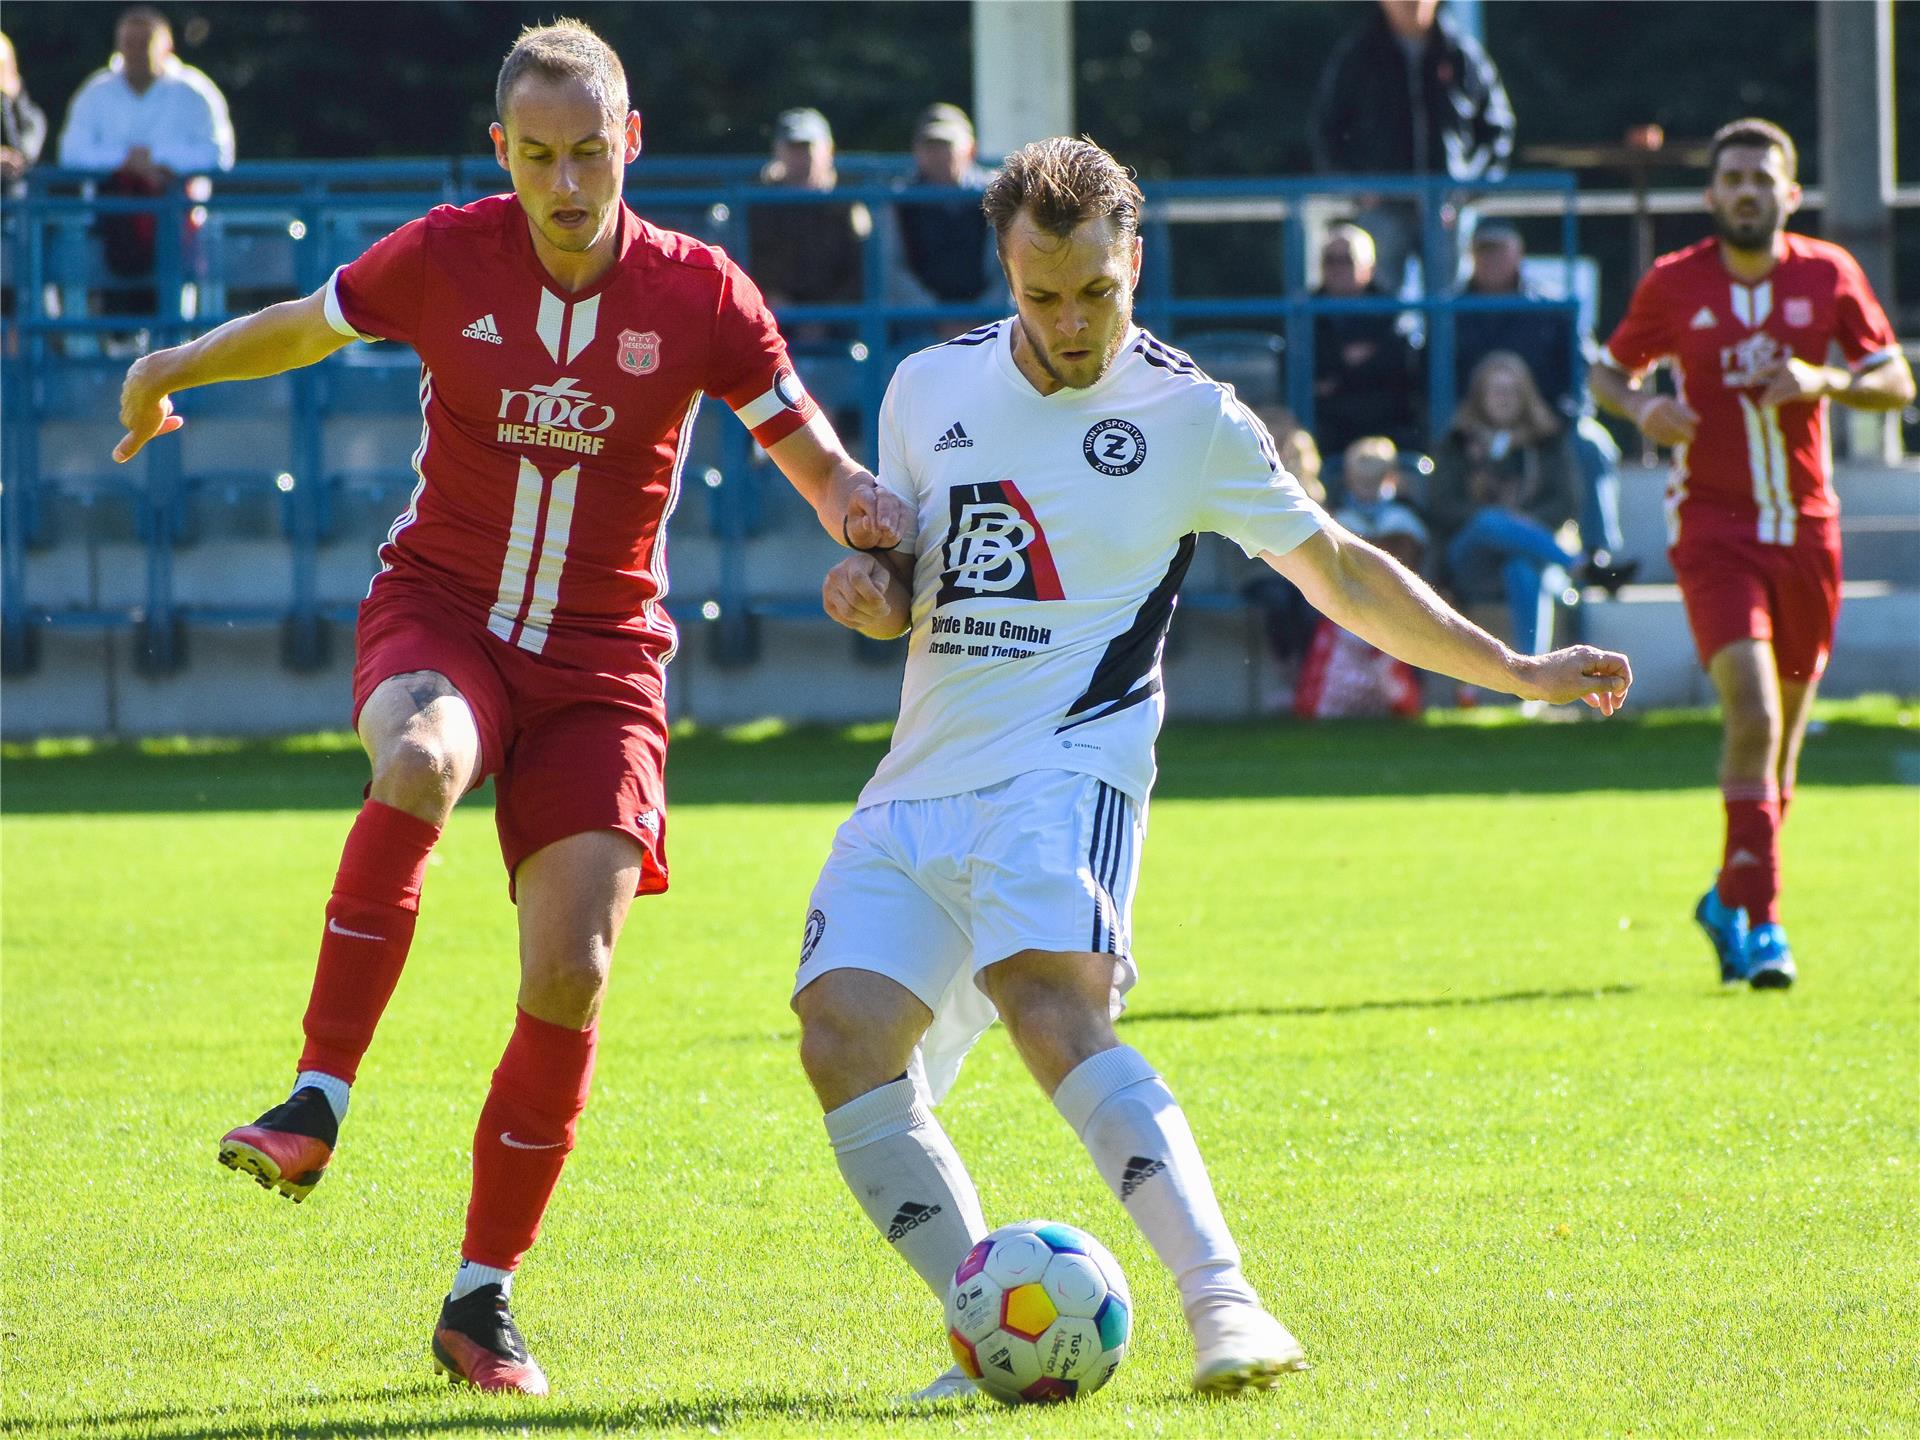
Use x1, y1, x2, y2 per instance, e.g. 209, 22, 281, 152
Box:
858, 320, 1328, 810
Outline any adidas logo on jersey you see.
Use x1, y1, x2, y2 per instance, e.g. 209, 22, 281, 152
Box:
1120, 1154, 1166, 1199
1689, 306, 1717, 330
462, 314, 505, 344
887, 1200, 944, 1242
933, 422, 974, 452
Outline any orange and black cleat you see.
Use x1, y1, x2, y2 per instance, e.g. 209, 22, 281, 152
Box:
217, 1086, 336, 1202
432, 1285, 550, 1395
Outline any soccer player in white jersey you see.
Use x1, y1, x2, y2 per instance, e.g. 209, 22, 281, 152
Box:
794, 138, 1633, 1400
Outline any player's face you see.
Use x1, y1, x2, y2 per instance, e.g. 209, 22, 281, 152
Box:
1002, 211, 1142, 394
1706, 144, 1800, 253
492, 76, 642, 257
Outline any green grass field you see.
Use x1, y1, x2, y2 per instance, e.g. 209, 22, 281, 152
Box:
4, 703, 1916, 1438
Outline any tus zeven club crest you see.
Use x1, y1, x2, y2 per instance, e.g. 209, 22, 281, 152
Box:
935, 481, 1065, 608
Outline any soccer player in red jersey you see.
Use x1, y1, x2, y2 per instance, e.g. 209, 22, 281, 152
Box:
1592, 118, 1913, 990
112, 21, 904, 1393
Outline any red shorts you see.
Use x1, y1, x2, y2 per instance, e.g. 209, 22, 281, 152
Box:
351, 574, 670, 899
1669, 527, 1842, 682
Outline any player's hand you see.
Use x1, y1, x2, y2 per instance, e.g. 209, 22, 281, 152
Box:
1755, 356, 1836, 409
1632, 394, 1699, 447
1514, 645, 1633, 716
114, 352, 186, 463
822, 553, 904, 638
842, 479, 910, 552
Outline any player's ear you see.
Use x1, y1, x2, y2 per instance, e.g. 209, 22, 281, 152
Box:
624, 111, 643, 165
1129, 234, 1143, 286
1783, 180, 1803, 216
490, 122, 510, 174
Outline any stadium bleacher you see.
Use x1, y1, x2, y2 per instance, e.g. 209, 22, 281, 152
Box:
2, 162, 1910, 735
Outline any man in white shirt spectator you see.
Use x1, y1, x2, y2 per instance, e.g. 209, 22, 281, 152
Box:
58, 6, 233, 177
57, 6, 233, 323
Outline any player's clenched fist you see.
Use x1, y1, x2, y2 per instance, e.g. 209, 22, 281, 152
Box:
1630, 394, 1699, 447
822, 553, 908, 639
1518, 645, 1634, 716
842, 481, 911, 552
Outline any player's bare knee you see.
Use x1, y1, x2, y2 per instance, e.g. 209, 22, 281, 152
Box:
371, 731, 467, 816
795, 979, 919, 1101
521, 945, 611, 1022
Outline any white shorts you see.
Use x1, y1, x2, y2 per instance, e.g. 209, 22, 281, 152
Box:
791, 769, 1146, 1103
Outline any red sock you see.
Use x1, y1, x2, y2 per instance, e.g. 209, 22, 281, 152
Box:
297, 800, 441, 1082
1716, 782, 1781, 925
464, 1008, 599, 1270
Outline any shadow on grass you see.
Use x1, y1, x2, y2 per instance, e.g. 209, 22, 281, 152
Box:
2, 705, 1911, 814
1120, 982, 1640, 1026
11, 1386, 910, 1439
725, 984, 1642, 1048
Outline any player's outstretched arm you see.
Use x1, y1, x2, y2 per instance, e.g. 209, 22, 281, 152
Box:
822, 550, 913, 640
1267, 524, 1633, 714
763, 418, 911, 552
115, 288, 356, 462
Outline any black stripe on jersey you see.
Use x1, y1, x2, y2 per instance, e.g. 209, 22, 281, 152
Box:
1134, 343, 1197, 377
940, 321, 1003, 349
1089, 782, 1113, 952
1057, 533, 1197, 731
1142, 335, 1200, 372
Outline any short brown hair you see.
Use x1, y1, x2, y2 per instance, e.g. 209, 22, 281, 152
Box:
1710, 117, 1797, 181
982, 137, 1143, 249
495, 18, 629, 128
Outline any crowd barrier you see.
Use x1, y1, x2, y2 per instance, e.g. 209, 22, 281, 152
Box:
1, 162, 1580, 675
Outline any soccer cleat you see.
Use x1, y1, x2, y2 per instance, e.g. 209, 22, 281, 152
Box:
218, 1086, 338, 1202
1189, 1301, 1309, 1395
900, 1363, 979, 1406
1694, 884, 1751, 985
1745, 923, 1797, 990
431, 1284, 549, 1395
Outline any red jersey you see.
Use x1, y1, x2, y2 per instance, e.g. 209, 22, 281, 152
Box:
322, 194, 817, 666
1600, 233, 1899, 548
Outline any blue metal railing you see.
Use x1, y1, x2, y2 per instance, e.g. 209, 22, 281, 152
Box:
1, 162, 1581, 674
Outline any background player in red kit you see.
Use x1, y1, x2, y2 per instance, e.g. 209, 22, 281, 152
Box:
112, 21, 904, 1394
1592, 118, 1913, 989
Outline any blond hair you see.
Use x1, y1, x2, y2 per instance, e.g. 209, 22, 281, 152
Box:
982, 137, 1143, 249
1452, 352, 1561, 446
495, 18, 629, 128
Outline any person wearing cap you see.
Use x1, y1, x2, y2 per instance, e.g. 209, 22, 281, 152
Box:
747, 106, 870, 314
1454, 222, 1639, 589
889, 102, 998, 310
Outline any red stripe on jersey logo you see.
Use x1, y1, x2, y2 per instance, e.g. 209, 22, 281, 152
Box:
934, 479, 1065, 607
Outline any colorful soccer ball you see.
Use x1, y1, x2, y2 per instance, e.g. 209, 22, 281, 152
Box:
945, 1220, 1131, 1405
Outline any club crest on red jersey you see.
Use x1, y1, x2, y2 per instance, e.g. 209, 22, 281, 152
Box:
935, 480, 1066, 607
618, 329, 661, 376
1783, 296, 1813, 328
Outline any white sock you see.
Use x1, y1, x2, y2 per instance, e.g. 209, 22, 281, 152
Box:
824, 1077, 988, 1301
1053, 1046, 1260, 1322
450, 1258, 514, 1300
292, 1070, 350, 1125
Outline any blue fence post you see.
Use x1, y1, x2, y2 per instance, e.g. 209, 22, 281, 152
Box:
283, 178, 329, 668
1280, 199, 1314, 433
1423, 176, 1457, 443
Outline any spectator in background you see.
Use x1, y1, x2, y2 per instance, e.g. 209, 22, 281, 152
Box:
890, 103, 997, 309
1, 32, 47, 184
57, 6, 234, 324
1428, 351, 1580, 660
1332, 436, 1428, 571
1240, 407, 1327, 710
1310, 0, 1514, 294
1455, 223, 1639, 588
1312, 223, 1424, 462
747, 107, 870, 312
